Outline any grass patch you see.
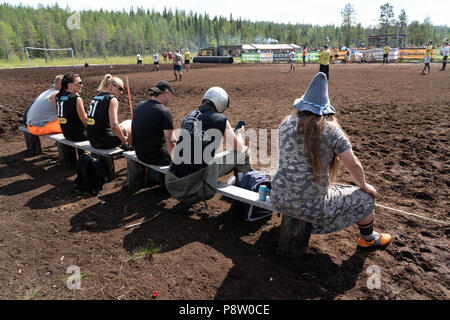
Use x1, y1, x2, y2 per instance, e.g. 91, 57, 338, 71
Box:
21, 289, 39, 300
127, 242, 160, 262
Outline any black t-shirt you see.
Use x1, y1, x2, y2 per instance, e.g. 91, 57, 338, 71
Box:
132, 99, 174, 165
86, 92, 121, 149
170, 102, 227, 178
56, 91, 87, 141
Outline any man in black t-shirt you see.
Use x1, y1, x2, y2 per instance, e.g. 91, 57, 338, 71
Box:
165, 87, 250, 204
131, 81, 176, 165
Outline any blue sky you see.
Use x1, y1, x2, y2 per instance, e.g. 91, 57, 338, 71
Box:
4, 0, 449, 26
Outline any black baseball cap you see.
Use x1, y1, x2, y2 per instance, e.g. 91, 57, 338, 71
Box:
149, 80, 174, 95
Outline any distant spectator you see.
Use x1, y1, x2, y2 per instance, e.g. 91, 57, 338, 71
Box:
84, 61, 89, 67
421, 41, 433, 75
153, 51, 160, 72
302, 46, 307, 67
319, 45, 332, 80
440, 42, 449, 71
289, 49, 296, 72
173, 49, 183, 81
383, 45, 391, 64
136, 53, 143, 68
184, 48, 192, 71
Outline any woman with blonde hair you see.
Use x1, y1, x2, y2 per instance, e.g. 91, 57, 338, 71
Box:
87, 74, 131, 149
271, 72, 391, 248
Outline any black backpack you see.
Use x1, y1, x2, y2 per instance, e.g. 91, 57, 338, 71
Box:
74, 154, 107, 195
232, 170, 273, 222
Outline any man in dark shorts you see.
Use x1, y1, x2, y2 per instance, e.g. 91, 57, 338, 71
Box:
132, 81, 176, 166
319, 45, 332, 80
173, 50, 183, 81
184, 48, 192, 71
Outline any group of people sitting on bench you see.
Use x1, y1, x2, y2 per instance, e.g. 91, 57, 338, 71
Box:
24, 72, 391, 249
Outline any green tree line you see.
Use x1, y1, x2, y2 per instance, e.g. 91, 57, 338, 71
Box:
0, 3, 448, 60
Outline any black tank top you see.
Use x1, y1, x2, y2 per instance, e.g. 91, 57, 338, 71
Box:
87, 92, 121, 149
56, 91, 87, 141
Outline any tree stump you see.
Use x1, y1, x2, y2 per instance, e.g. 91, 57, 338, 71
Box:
278, 215, 312, 258
57, 143, 77, 167
126, 158, 146, 193
23, 132, 42, 156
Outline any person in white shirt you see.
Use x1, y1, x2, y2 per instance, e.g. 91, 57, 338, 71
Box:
136, 54, 143, 68
440, 42, 449, 71
289, 49, 296, 72
173, 49, 183, 81
152, 51, 160, 72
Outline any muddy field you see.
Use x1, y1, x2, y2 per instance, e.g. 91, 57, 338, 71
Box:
0, 62, 449, 300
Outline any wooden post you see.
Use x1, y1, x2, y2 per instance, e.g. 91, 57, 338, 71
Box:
57, 143, 77, 167
23, 132, 42, 156
97, 155, 116, 182
278, 215, 312, 258
126, 158, 146, 193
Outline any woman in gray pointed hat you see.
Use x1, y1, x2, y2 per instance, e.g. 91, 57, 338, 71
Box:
271, 72, 391, 248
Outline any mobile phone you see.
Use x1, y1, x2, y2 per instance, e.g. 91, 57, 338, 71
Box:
234, 121, 245, 133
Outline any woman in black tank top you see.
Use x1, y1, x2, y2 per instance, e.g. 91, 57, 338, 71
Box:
86, 74, 132, 149
56, 73, 88, 141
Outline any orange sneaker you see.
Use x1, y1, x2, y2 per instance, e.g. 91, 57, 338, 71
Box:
420, 71, 426, 75
358, 232, 392, 248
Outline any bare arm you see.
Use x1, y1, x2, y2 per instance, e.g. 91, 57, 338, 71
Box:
338, 148, 378, 199
224, 120, 244, 152
164, 129, 176, 158
76, 97, 88, 127
108, 98, 127, 145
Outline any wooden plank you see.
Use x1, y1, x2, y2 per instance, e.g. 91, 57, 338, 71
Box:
19, 126, 123, 157
122, 151, 169, 174
216, 182, 274, 211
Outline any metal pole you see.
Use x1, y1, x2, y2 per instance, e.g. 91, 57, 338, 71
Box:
25, 47, 31, 68
71, 48, 75, 66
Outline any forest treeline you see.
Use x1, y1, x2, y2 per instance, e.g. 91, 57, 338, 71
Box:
0, 3, 449, 60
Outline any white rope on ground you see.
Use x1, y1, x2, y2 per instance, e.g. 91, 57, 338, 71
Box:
375, 203, 448, 225
335, 183, 448, 225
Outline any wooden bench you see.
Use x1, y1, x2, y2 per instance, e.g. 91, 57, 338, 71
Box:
19, 126, 123, 180
123, 150, 312, 257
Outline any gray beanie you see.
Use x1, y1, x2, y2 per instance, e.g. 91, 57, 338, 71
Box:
293, 72, 336, 116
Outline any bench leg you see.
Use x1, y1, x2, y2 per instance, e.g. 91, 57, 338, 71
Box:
57, 142, 77, 168
23, 132, 42, 156
126, 158, 146, 193
277, 215, 312, 257
97, 155, 115, 182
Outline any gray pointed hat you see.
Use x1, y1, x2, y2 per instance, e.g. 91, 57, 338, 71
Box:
293, 72, 336, 116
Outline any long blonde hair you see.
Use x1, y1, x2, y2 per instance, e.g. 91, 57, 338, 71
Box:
296, 111, 343, 184
97, 74, 123, 92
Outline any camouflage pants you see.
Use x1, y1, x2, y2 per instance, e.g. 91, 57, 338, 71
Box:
273, 184, 375, 234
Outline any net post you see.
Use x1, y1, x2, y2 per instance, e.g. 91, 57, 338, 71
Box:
71, 48, 75, 66
25, 47, 31, 68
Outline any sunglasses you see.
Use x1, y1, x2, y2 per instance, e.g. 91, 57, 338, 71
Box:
113, 83, 124, 92
75, 81, 83, 85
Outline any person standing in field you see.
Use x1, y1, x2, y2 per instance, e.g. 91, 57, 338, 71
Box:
173, 49, 183, 81
86, 74, 131, 150
184, 48, 192, 71
271, 72, 392, 248
289, 49, 296, 72
421, 41, 433, 75
440, 42, 449, 71
302, 46, 307, 67
319, 45, 332, 80
136, 54, 143, 68
153, 51, 160, 72
25, 75, 63, 135
383, 44, 391, 64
